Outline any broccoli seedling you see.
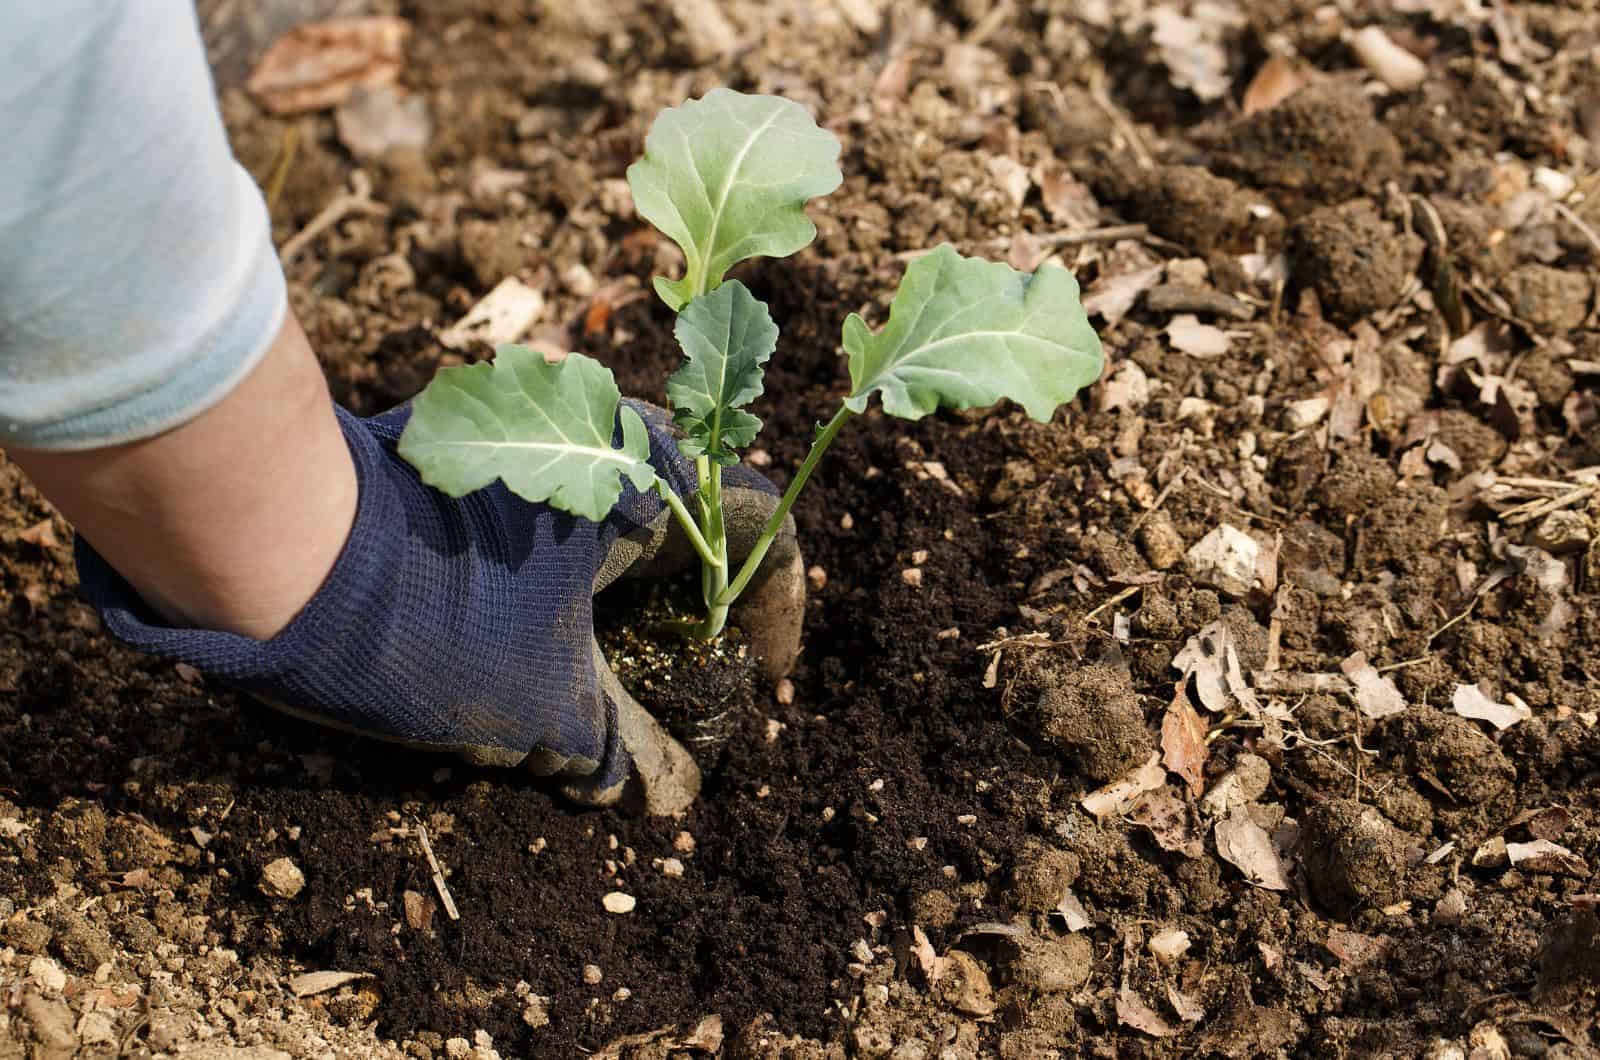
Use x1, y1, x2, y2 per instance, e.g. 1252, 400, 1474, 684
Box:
400, 88, 1104, 640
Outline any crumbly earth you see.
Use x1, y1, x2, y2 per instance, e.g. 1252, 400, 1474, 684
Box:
4, 1, 1600, 1057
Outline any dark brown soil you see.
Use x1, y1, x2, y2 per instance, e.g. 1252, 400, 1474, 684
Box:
5, 1, 1600, 1057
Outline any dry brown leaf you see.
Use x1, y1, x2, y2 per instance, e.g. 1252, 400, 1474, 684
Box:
1507, 839, 1589, 877
1341, 653, 1407, 719
1129, 788, 1204, 858
246, 16, 411, 116
1161, 677, 1208, 796
1083, 265, 1162, 327
1452, 683, 1531, 731
1215, 808, 1291, 890
1242, 54, 1309, 115
1167, 983, 1206, 1023
1117, 985, 1179, 1037
1082, 752, 1167, 818
1035, 163, 1100, 228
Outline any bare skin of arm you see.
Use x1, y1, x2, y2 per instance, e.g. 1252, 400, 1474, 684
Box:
10, 313, 356, 641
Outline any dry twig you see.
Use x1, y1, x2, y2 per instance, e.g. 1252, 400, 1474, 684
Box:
280, 171, 390, 266
414, 819, 460, 922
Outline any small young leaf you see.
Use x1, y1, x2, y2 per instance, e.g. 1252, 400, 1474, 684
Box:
842, 245, 1103, 421
667, 281, 777, 464
627, 88, 842, 310
398, 348, 656, 522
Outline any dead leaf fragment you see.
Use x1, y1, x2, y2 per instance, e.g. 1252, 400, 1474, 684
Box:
1166, 314, 1232, 358
1242, 54, 1309, 115
1055, 890, 1092, 932
1082, 752, 1167, 818
1326, 928, 1389, 968
1084, 265, 1162, 327
1099, 360, 1151, 413
246, 16, 411, 116
438, 277, 545, 350
1215, 809, 1291, 890
1117, 984, 1178, 1037
1452, 683, 1531, 731
1148, 6, 1236, 103
1507, 840, 1589, 877
335, 86, 430, 159
289, 970, 375, 998
911, 926, 948, 983
1129, 788, 1204, 858
1342, 653, 1407, 719
1161, 679, 1208, 796
1167, 983, 1206, 1023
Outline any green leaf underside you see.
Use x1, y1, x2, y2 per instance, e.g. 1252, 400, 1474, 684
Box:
843, 245, 1104, 422
667, 281, 777, 465
397, 348, 656, 523
627, 88, 843, 310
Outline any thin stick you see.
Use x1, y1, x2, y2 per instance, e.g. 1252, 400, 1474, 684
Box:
894, 224, 1151, 262
1087, 74, 1154, 169
1129, 467, 1188, 534
280, 172, 390, 266
1553, 202, 1600, 259
1084, 585, 1140, 623
414, 820, 460, 922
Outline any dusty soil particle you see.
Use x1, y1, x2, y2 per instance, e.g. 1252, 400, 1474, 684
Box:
1315, 449, 1398, 519
1430, 408, 1509, 472
1029, 662, 1154, 783
1290, 203, 1418, 326
1006, 840, 1081, 913
1091, 164, 1281, 256
1505, 264, 1594, 334
1210, 83, 1403, 213
995, 932, 1093, 995
1299, 799, 1414, 918
1383, 709, 1517, 828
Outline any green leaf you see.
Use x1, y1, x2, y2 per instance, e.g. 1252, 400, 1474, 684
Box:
666, 281, 777, 465
627, 88, 842, 310
842, 245, 1104, 422
398, 347, 656, 523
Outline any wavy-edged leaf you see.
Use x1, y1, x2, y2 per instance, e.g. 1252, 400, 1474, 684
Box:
398, 347, 655, 522
842, 245, 1103, 421
627, 88, 842, 311
667, 281, 777, 464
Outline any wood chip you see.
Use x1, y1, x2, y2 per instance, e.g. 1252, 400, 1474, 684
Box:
289, 970, 375, 998
1117, 985, 1178, 1038
1242, 54, 1310, 115
246, 16, 411, 115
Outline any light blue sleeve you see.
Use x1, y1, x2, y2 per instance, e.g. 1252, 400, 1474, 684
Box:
0, 0, 287, 451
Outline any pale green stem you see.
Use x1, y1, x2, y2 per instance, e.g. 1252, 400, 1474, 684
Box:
717, 404, 853, 607
653, 480, 721, 570
696, 461, 731, 640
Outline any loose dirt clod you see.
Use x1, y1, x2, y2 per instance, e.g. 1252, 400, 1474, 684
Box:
1031, 662, 1154, 782
1299, 800, 1412, 917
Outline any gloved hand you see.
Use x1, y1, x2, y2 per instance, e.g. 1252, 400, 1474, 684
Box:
74, 398, 804, 815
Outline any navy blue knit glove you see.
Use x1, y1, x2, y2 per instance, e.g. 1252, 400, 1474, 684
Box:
75, 400, 803, 814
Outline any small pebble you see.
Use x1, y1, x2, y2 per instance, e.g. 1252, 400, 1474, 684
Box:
911, 549, 929, 565
901, 568, 924, 588
29, 956, 66, 992
660, 858, 685, 878
806, 565, 827, 590
746, 448, 772, 468
840, 513, 854, 530
956, 814, 977, 826
583, 964, 603, 984
673, 831, 696, 854
259, 857, 305, 900
775, 680, 795, 706
602, 892, 636, 914
613, 987, 632, 1001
